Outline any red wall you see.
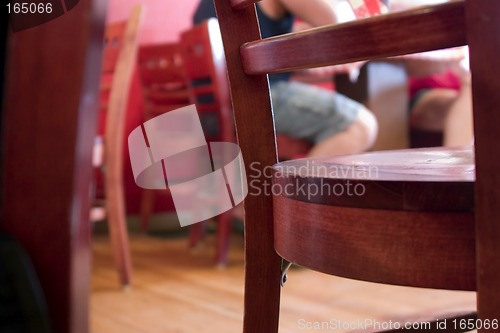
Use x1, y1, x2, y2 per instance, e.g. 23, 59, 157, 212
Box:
106, 0, 200, 214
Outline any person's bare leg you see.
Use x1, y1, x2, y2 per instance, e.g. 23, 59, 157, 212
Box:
307, 108, 378, 157
409, 88, 458, 132
409, 85, 473, 146
443, 81, 474, 146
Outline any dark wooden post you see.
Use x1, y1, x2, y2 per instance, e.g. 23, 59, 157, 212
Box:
1, 0, 106, 332
466, 0, 500, 330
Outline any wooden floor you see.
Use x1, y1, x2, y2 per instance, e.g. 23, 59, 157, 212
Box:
91, 232, 476, 333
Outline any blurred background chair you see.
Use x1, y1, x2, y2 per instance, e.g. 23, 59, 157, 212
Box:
137, 31, 234, 266
136, 42, 191, 233
179, 18, 235, 266
91, 5, 143, 288
178, 18, 314, 265
214, 0, 499, 332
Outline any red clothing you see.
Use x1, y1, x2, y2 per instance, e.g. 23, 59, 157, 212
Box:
409, 70, 461, 99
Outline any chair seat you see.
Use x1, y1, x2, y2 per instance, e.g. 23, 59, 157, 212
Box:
273, 145, 474, 211
272, 146, 475, 290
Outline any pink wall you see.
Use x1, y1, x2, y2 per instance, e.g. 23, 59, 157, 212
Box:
106, 0, 200, 44
105, 0, 200, 214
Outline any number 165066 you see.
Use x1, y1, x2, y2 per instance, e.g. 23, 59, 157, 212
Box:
6, 2, 53, 14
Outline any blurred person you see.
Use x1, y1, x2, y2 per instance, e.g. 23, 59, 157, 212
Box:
193, 0, 378, 157
390, 0, 473, 147
406, 56, 473, 147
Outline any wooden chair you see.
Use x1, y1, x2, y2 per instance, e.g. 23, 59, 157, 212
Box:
179, 18, 311, 265
91, 5, 142, 288
213, 0, 500, 332
2, 0, 105, 331
136, 42, 191, 233
137, 43, 191, 121
137, 35, 234, 266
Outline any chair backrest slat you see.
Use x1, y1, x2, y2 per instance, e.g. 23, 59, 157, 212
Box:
102, 21, 127, 74
105, 5, 142, 179
241, 1, 466, 75
180, 18, 233, 142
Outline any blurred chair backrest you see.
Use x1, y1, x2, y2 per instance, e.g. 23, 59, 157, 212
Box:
178, 19, 236, 266
137, 42, 191, 120
180, 17, 307, 158
98, 21, 126, 127
180, 18, 234, 142
92, 4, 143, 287
102, 21, 127, 74
136, 42, 191, 235
104, 5, 142, 180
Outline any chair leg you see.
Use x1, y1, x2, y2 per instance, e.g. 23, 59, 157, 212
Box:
466, 0, 500, 326
215, 211, 232, 267
106, 182, 133, 287
243, 212, 282, 333
188, 221, 204, 248
139, 189, 155, 233
243, 198, 281, 333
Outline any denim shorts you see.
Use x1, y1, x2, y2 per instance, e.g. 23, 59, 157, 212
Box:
270, 81, 362, 144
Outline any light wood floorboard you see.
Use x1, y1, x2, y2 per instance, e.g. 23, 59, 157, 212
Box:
91, 233, 476, 333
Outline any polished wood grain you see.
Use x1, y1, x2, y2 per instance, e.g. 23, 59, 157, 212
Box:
466, 0, 500, 327
212, 0, 499, 332
213, 1, 282, 332
1, 0, 106, 332
273, 146, 478, 318
91, 235, 477, 333
274, 197, 475, 290
273, 146, 474, 211
241, 1, 466, 75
